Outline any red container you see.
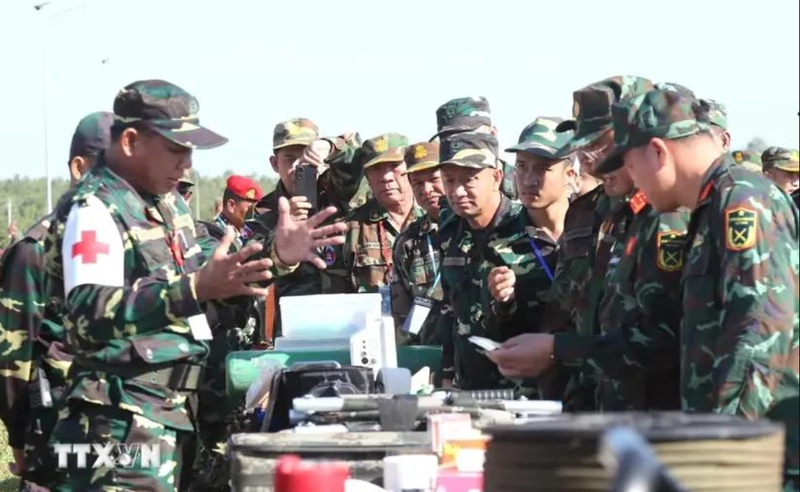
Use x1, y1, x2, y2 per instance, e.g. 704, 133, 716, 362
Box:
274, 455, 350, 492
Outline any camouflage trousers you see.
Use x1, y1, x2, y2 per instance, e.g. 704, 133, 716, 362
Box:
18, 406, 60, 492
48, 401, 187, 492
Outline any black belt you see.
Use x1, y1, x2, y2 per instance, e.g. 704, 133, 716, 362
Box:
73, 358, 203, 391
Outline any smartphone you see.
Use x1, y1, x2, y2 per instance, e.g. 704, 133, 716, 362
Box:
294, 165, 318, 212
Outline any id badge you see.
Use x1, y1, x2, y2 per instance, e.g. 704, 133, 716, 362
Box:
402, 297, 436, 335
188, 313, 213, 341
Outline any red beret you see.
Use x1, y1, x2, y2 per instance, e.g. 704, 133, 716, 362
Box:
226, 175, 264, 201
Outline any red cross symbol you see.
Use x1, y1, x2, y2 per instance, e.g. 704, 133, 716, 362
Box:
71, 231, 109, 264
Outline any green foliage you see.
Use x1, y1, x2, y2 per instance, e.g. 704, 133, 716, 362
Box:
0, 172, 277, 248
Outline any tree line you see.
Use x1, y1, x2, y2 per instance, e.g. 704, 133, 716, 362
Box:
0, 172, 277, 248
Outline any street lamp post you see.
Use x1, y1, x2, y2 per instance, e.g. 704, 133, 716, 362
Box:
34, 1, 85, 213
34, 2, 53, 212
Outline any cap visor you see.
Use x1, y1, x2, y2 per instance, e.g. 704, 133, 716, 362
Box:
505, 143, 560, 160
273, 139, 314, 151
555, 120, 577, 133
404, 160, 441, 175
595, 147, 625, 175
554, 128, 607, 159
364, 154, 405, 169
776, 163, 800, 173
156, 126, 228, 150
440, 160, 487, 170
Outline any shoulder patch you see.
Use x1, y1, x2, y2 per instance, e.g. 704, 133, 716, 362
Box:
724, 206, 758, 251
656, 230, 686, 272
62, 195, 125, 298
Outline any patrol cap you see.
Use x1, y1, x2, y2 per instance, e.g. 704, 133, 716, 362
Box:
555, 75, 655, 158
404, 141, 440, 174
439, 132, 500, 170
597, 88, 710, 174
178, 169, 195, 186
69, 111, 114, 161
273, 118, 319, 151
226, 175, 264, 202
112, 80, 227, 149
761, 146, 799, 173
362, 133, 409, 170
430, 96, 492, 141
702, 99, 729, 130
731, 150, 763, 172
506, 116, 574, 160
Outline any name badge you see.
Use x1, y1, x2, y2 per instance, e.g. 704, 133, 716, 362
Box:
402, 297, 436, 335
442, 257, 466, 267
188, 313, 213, 341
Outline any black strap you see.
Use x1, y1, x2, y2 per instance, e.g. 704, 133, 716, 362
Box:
72, 357, 202, 391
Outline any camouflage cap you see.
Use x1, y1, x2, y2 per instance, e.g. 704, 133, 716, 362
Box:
430, 96, 492, 141
596, 89, 710, 174
404, 141, 440, 174
506, 116, 574, 160
439, 132, 500, 170
362, 133, 409, 169
555, 75, 655, 158
273, 118, 319, 151
178, 169, 195, 186
702, 99, 729, 130
69, 111, 114, 161
761, 146, 799, 173
731, 150, 763, 172
112, 79, 227, 149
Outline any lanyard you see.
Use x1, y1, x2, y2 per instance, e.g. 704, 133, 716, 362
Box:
528, 237, 554, 282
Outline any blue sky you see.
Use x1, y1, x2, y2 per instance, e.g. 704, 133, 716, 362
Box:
0, 0, 797, 180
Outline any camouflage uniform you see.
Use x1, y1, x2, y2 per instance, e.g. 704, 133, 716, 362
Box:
549, 76, 655, 411
343, 134, 424, 293
41, 80, 280, 491
437, 133, 529, 390
731, 149, 763, 173
0, 111, 112, 491
612, 88, 799, 491
578, 142, 691, 411
391, 142, 445, 345
762, 147, 800, 194
248, 120, 364, 337
494, 117, 576, 398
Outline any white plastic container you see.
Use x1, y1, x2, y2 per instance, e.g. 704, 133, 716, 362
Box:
279, 293, 382, 339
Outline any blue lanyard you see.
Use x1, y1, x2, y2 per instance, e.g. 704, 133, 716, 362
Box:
528, 237, 555, 282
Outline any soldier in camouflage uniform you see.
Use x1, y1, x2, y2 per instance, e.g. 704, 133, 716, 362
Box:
42, 80, 346, 491
484, 117, 574, 399
541, 76, 655, 411
177, 170, 195, 206
212, 175, 264, 249
704, 99, 731, 152
187, 173, 265, 492
617, 88, 799, 492
0, 111, 112, 491
762, 146, 799, 195
437, 132, 527, 390
731, 149, 763, 173
390, 142, 446, 345
249, 119, 364, 337
343, 133, 423, 294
